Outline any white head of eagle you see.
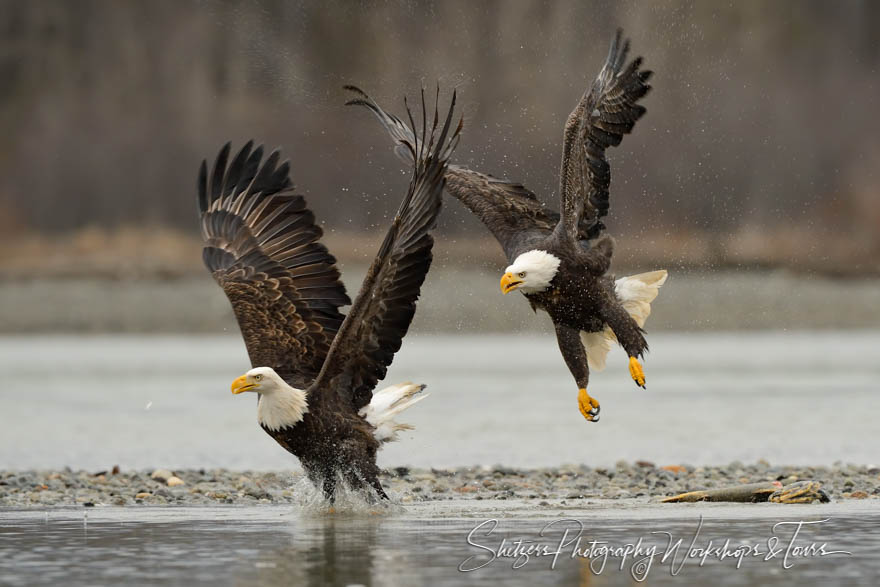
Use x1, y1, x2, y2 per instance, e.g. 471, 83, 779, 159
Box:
500, 250, 561, 295
231, 366, 308, 431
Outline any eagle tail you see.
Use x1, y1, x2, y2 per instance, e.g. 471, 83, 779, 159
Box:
581, 270, 668, 371
359, 382, 429, 443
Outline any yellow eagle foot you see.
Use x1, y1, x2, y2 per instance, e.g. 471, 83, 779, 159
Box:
629, 357, 646, 389
577, 388, 600, 422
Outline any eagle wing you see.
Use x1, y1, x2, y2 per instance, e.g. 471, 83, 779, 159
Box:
199, 142, 351, 387
346, 86, 554, 260
444, 165, 558, 259
312, 89, 461, 411
558, 29, 652, 242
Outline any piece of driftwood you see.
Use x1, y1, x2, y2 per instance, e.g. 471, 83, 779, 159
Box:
661, 480, 830, 504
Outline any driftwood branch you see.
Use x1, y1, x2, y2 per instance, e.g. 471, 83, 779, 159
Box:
661, 480, 830, 504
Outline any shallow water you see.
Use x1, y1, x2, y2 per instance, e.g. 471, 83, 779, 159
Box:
1, 332, 878, 470
3, 332, 879, 585
1, 502, 878, 586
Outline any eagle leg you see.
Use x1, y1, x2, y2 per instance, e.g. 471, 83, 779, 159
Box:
555, 323, 600, 423
369, 478, 389, 502
322, 474, 337, 503
577, 388, 601, 422
356, 465, 389, 502
628, 357, 646, 389
341, 460, 389, 502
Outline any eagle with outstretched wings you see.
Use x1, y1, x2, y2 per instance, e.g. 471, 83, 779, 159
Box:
351, 30, 666, 424
200, 89, 461, 499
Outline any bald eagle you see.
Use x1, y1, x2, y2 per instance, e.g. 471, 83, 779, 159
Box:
348, 30, 665, 423
198, 90, 461, 499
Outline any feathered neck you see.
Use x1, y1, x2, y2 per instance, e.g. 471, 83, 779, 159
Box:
257, 385, 308, 432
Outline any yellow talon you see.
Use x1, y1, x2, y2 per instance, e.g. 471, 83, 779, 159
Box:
577, 388, 600, 422
629, 357, 646, 388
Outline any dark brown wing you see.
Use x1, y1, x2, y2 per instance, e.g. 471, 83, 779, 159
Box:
199, 142, 350, 387
312, 89, 461, 411
443, 165, 558, 259
558, 29, 652, 242
346, 85, 553, 260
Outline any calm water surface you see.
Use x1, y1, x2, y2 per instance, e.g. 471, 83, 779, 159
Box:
1, 332, 878, 470
1, 502, 878, 586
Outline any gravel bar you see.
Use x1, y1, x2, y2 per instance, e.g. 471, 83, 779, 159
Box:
1, 462, 877, 508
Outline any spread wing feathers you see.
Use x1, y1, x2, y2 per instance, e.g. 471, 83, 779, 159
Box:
346, 85, 554, 260
558, 29, 652, 242
314, 89, 461, 411
443, 166, 558, 259
199, 142, 351, 385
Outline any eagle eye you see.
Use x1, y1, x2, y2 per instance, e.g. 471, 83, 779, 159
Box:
254, 374, 263, 381
518, 272, 526, 278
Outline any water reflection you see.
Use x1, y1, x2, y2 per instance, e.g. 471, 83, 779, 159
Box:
242, 517, 381, 586
2, 507, 876, 586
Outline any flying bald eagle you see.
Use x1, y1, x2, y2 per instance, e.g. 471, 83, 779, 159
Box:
198, 90, 461, 499
348, 30, 665, 423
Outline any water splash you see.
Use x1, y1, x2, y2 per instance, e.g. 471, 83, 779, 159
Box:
288, 475, 402, 517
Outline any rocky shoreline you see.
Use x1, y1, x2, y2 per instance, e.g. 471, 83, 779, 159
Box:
1, 462, 877, 508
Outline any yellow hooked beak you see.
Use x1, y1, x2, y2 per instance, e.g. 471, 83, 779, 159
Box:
500, 272, 523, 295
231, 374, 257, 395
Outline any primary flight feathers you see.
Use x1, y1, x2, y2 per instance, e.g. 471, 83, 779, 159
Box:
199, 141, 350, 387
314, 87, 462, 410
559, 28, 652, 241
346, 30, 651, 259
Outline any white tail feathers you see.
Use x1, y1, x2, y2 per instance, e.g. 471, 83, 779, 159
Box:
581, 270, 668, 371
581, 329, 617, 372
359, 382, 429, 443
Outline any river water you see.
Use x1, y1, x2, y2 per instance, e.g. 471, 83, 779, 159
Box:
1, 502, 878, 585
2, 332, 878, 585
1, 332, 878, 470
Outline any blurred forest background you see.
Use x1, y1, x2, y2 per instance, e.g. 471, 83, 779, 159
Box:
1, 0, 878, 332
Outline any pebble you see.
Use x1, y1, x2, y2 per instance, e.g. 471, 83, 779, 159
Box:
1, 463, 877, 507
242, 483, 270, 500
151, 469, 174, 482
662, 465, 687, 474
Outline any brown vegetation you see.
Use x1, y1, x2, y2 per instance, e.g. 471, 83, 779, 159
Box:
1, 1, 878, 276
0, 225, 875, 281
